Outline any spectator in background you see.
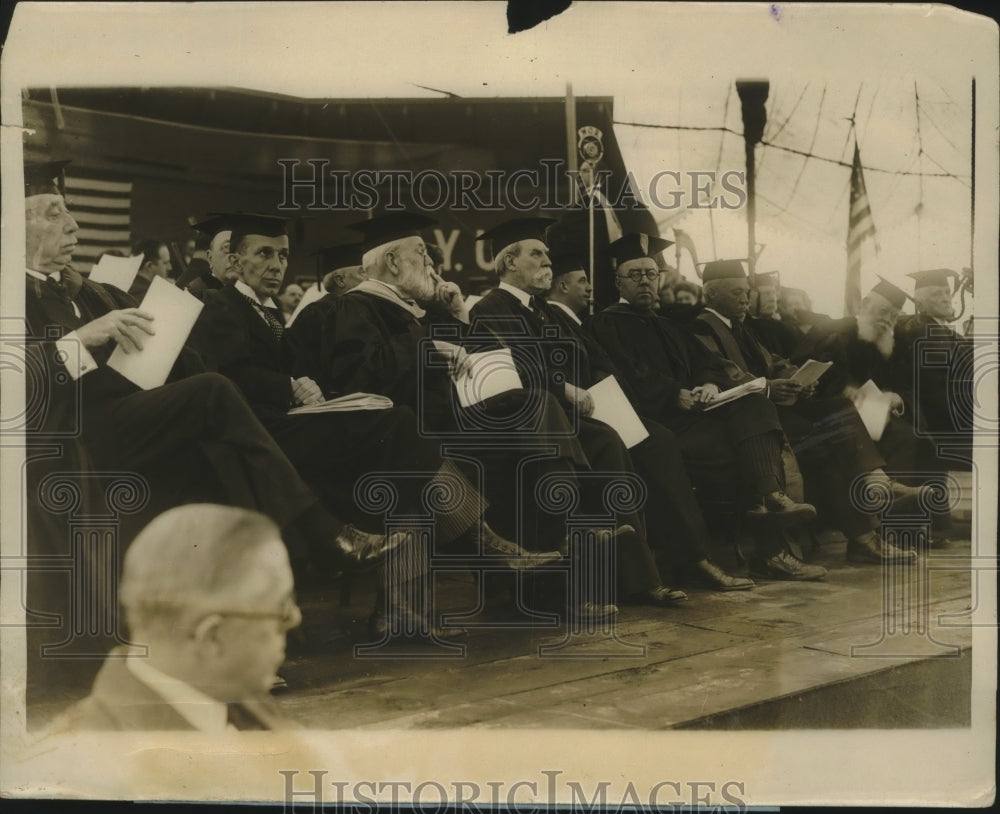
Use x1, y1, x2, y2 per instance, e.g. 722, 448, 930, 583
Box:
175, 231, 212, 290
129, 238, 172, 301
277, 282, 305, 323
747, 272, 801, 358
662, 278, 703, 324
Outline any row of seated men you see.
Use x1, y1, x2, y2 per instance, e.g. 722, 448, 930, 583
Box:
22, 160, 957, 706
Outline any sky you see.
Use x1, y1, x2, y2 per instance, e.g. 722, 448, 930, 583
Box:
4, 2, 997, 316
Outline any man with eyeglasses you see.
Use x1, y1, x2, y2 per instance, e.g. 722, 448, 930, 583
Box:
57, 504, 301, 731
588, 236, 824, 581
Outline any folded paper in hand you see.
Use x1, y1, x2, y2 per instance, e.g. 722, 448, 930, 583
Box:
853, 379, 892, 441
791, 359, 833, 387
107, 276, 203, 390
288, 392, 394, 415
703, 377, 767, 411
587, 376, 649, 448
88, 253, 143, 292
434, 340, 523, 408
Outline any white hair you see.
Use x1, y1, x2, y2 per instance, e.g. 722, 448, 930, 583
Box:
362, 239, 406, 276
493, 241, 521, 277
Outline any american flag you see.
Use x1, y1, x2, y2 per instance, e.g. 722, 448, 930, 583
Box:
63, 167, 133, 270
845, 141, 878, 316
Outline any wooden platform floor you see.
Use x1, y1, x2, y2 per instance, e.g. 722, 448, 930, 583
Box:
277, 533, 975, 730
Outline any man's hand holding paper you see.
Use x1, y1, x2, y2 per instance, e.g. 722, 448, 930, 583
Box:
76, 308, 156, 353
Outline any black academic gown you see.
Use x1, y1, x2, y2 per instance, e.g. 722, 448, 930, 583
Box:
471, 288, 673, 591
22, 268, 325, 712
308, 285, 594, 557
690, 310, 884, 539
190, 284, 444, 530
793, 318, 942, 478
894, 313, 975, 449
185, 268, 225, 300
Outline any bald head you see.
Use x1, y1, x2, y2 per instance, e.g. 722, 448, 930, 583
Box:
120, 504, 289, 634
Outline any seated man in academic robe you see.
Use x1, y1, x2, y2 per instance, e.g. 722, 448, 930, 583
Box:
688, 259, 920, 565
584, 236, 824, 582
20, 161, 404, 703
190, 212, 560, 636
295, 213, 677, 616
793, 277, 952, 540
183, 214, 239, 299
469, 217, 766, 594
894, 268, 975, 458
55, 505, 303, 731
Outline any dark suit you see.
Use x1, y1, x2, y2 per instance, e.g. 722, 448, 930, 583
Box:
58, 652, 298, 731
690, 310, 884, 539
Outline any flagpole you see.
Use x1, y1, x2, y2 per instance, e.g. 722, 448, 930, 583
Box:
588, 179, 596, 316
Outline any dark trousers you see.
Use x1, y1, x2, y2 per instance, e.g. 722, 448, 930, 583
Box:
778, 396, 885, 539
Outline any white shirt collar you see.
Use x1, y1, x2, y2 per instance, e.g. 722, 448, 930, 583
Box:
234, 279, 277, 310
26, 269, 59, 282
548, 299, 582, 325
704, 307, 732, 328
127, 654, 233, 733
498, 280, 533, 309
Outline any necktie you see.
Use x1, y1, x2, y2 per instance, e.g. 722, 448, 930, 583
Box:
731, 320, 764, 375
528, 296, 547, 322
241, 293, 285, 341
46, 275, 70, 300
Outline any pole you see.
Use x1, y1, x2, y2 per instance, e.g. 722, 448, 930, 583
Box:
736, 79, 769, 278
565, 83, 578, 204
970, 77, 975, 279
588, 181, 596, 316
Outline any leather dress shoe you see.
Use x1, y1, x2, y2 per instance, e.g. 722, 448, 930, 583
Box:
750, 550, 827, 581
632, 585, 688, 605
847, 532, 917, 564
746, 492, 818, 525
567, 600, 619, 622
689, 559, 755, 591
335, 524, 409, 568
560, 524, 636, 554
482, 526, 562, 571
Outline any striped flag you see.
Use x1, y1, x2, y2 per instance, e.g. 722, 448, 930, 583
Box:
63, 167, 133, 270
845, 141, 877, 316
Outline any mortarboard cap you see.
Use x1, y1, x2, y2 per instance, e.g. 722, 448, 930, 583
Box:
907, 268, 959, 291
218, 213, 289, 255
549, 251, 587, 280
608, 233, 674, 267
312, 241, 365, 272
24, 159, 71, 197
190, 213, 239, 238
346, 211, 437, 253
700, 259, 748, 282
476, 216, 557, 258
869, 276, 909, 310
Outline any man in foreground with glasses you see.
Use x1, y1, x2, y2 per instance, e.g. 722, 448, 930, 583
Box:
58, 504, 301, 731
